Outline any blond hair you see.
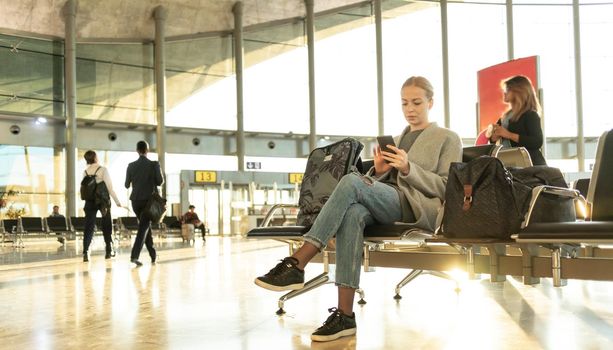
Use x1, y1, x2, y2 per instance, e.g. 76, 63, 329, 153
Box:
401, 76, 434, 100
502, 75, 540, 122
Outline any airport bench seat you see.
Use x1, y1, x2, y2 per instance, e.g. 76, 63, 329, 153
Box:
511, 129, 613, 286
518, 221, 613, 242
45, 216, 74, 245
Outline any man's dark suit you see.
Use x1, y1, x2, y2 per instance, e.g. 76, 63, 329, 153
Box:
125, 155, 164, 262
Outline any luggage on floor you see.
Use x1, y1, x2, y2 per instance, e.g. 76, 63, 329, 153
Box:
182, 223, 195, 242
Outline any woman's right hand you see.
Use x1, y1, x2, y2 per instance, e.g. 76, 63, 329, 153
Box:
373, 146, 392, 175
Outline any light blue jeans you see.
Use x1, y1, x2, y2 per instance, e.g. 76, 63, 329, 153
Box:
303, 173, 402, 289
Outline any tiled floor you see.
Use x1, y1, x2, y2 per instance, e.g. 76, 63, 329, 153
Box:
1, 236, 613, 349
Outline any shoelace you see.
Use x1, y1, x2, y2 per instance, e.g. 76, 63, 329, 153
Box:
321, 307, 343, 328
268, 258, 295, 275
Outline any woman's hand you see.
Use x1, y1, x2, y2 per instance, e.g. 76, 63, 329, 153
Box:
373, 146, 392, 175
385, 145, 410, 175
492, 125, 518, 143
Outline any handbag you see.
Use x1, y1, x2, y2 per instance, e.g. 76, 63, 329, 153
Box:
143, 191, 167, 223
440, 157, 529, 239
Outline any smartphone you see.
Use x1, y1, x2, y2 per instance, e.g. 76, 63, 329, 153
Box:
376, 135, 396, 162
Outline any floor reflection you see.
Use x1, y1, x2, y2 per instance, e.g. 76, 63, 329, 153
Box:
1, 237, 613, 349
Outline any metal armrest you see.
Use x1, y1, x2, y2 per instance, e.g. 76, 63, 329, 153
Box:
522, 185, 586, 227
261, 204, 299, 227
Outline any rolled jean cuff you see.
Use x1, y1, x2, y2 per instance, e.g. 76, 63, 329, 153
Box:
335, 282, 359, 289
303, 235, 325, 250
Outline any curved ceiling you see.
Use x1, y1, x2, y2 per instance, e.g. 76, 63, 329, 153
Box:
0, 0, 373, 40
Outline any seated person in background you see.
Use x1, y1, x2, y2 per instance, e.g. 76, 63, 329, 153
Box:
489, 75, 547, 166
49, 205, 64, 218
182, 205, 206, 241
48, 205, 66, 244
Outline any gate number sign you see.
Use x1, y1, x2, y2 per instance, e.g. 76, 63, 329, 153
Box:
195, 171, 217, 183
288, 173, 304, 184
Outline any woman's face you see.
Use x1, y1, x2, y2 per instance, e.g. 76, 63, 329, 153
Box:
401, 85, 432, 130
503, 86, 512, 103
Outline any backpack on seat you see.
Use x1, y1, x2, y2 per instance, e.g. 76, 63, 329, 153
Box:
80, 167, 101, 201
296, 138, 364, 227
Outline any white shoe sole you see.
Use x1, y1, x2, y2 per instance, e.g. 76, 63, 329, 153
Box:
311, 327, 356, 342
254, 278, 304, 291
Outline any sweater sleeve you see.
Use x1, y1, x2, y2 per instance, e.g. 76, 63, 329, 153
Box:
516, 111, 544, 149
102, 167, 122, 206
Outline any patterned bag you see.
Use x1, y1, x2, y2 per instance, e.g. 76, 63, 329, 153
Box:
440, 157, 528, 239
296, 138, 364, 227
440, 157, 575, 239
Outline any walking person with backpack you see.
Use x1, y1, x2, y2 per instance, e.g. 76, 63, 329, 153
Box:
254, 76, 462, 342
125, 141, 164, 267
81, 150, 123, 262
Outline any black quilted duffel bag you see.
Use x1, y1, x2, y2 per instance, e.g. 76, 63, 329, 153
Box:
509, 166, 576, 224
440, 156, 575, 239
440, 157, 527, 239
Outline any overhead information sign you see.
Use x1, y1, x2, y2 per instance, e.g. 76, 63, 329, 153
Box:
194, 171, 217, 183
288, 173, 304, 184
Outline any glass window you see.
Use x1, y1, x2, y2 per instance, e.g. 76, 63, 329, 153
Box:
0, 145, 64, 217
314, 4, 378, 136
514, 3, 575, 138
243, 21, 309, 134
579, 3, 613, 136
381, 2, 443, 135
448, 2, 508, 138
0, 34, 64, 117
166, 35, 236, 130
76, 43, 155, 125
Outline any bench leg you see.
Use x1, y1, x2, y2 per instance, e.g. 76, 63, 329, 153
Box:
520, 244, 540, 285
277, 272, 331, 315
552, 247, 568, 287
466, 246, 481, 280
488, 244, 507, 282
429, 271, 461, 293
356, 288, 366, 305
12, 231, 24, 248
393, 269, 423, 300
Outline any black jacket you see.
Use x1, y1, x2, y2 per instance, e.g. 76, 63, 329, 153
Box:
496, 110, 547, 166
125, 155, 164, 201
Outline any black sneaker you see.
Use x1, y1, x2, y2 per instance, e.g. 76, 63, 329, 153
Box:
311, 307, 357, 342
254, 257, 305, 291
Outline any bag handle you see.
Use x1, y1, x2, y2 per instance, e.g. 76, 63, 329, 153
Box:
463, 185, 473, 211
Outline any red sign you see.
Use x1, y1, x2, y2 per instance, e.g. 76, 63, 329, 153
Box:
476, 56, 539, 144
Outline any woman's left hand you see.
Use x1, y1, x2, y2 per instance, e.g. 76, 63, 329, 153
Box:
382, 145, 410, 175
492, 125, 518, 142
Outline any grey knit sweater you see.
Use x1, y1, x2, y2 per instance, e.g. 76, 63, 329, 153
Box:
369, 122, 462, 231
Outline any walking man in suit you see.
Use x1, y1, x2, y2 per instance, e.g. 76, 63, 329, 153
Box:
125, 140, 164, 267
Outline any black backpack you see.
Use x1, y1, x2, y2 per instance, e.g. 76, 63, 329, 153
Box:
80, 167, 101, 201
95, 180, 112, 216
